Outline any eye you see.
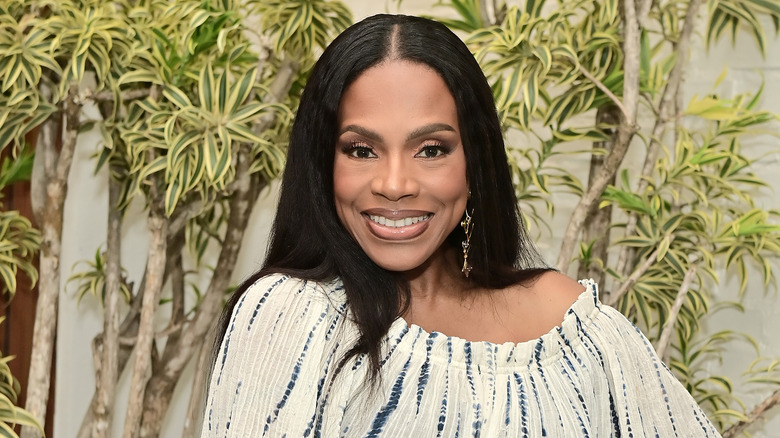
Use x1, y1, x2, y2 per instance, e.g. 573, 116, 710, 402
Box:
415, 143, 449, 158
342, 143, 377, 159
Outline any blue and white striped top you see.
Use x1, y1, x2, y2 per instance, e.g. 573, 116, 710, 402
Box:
202, 274, 721, 437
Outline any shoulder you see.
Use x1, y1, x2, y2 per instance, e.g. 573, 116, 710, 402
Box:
216, 273, 352, 376
244, 272, 344, 294
522, 270, 587, 309
228, 273, 348, 331
499, 271, 588, 338
206, 274, 355, 436
239, 273, 346, 307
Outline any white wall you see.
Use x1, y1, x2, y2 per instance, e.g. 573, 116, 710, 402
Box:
53, 1, 780, 436
687, 17, 780, 436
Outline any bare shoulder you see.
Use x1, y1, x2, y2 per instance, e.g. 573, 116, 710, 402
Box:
501, 271, 586, 337
529, 270, 586, 304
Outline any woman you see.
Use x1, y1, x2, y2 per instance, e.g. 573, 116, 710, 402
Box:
202, 14, 720, 437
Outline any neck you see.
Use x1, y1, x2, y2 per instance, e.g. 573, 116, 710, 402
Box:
403, 246, 471, 300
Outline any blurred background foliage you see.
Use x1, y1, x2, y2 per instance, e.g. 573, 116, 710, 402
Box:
0, 0, 779, 436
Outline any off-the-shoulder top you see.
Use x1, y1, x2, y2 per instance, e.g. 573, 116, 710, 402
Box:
202, 274, 721, 437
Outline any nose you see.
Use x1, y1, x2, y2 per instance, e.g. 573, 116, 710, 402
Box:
370, 155, 419, 201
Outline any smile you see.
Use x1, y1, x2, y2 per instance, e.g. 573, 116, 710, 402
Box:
368, 214, 431, 228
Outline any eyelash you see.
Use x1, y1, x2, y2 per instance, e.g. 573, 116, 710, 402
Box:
415, 142, 450, 158
341, 142, 376, 159
340, 141, 451, 159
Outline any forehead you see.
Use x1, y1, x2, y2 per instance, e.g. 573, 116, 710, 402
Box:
337, 60, 458, 129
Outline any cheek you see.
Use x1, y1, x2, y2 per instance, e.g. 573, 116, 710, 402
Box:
332, 163, 356, 218
437, 162, 468, 202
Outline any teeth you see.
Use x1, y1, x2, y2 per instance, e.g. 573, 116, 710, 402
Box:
369, 214, 430, 228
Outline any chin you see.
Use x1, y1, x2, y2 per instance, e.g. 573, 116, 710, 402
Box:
373, 260, 421, 273
367, 253, 428, 273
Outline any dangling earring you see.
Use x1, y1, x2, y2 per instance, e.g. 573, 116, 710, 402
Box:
461, 207, 474, 277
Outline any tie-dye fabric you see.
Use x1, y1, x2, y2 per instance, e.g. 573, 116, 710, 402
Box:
202, 274, 721, 437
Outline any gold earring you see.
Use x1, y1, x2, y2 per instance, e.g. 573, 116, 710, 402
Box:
461, 208, 474, 277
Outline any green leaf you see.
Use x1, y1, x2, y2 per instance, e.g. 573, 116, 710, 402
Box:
139, 156, 167, 181
531, 45, 552, 75
227, 68, 256, 115
118, 70, 160, 85
0, 264, 17, 296
163, 85, 192, 109
199, 63, 214, 113
657, 235, 671, 261
165, 169, 185, 216
167, 130, 201, 172
217, 69, 228, 116
496, 68, 522, 113
685, 95, 741, 120
603, 186, 656, 217
203, 131, 218, 181
189, 9, 212, 30
228, 103, 266, 124
523, 72, 539, 116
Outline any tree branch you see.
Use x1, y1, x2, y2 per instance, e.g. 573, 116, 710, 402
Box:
578, 106, 622, 286
138, 145, 256, 436
571, 60, 632, 122
30, 81, 55, 226
478, 0, 493, 27
615, 0, 704, 278
255, 57, 298, 129
182, 339, 210, 438
605, 246, 660, 307
89, 88, 152, 103
91, 173, 124, 438
161, 228, 186, 347
555, 0, 642, 271
655, 264, 697, 361
168, 200, 205, 237
135, 54, 299, 437
637, 0, 654, 29
122, 166, 168, 438
722, 388, 780, 438
77, 284, 142, 438
492, 0, 506, 24
22, 84, 82, 438
638, 0, 702, 194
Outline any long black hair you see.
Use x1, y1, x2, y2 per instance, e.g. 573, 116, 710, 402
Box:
215, 14, 550, 381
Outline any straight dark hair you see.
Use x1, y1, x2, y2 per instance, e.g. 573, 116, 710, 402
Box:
215, 14, 550, 381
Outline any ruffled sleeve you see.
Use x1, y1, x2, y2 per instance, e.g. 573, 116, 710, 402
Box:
580, 282, 721, 436
201, 274, 353, 437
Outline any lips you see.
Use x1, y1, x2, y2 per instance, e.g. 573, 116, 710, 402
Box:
362, 209, 432, 240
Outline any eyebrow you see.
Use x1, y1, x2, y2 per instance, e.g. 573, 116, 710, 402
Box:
338, 123, 456, 142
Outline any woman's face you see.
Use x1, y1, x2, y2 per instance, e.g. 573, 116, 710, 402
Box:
333, 60, 469, 273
